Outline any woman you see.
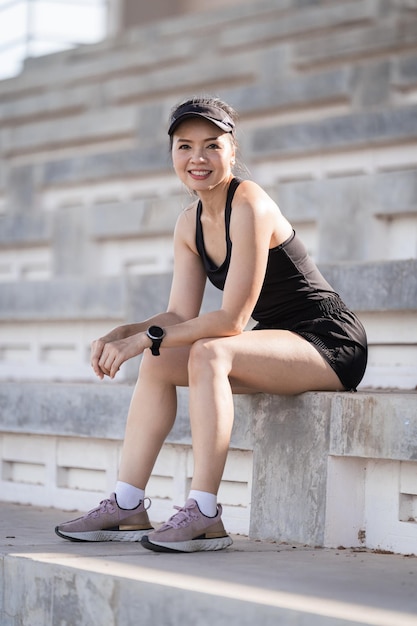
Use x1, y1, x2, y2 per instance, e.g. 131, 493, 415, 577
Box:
55, 96, 367, 553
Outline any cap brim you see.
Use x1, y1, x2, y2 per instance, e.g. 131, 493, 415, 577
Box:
168, 113, 233, 136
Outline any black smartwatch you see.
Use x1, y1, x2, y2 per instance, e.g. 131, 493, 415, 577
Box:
146, 325, 166, 356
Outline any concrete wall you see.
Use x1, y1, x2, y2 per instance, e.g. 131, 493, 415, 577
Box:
1, 382, 416, 553
117, 0, 248, 31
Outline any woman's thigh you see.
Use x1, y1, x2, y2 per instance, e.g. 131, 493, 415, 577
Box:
142, 329, 344, 395
218, 329, 344, 395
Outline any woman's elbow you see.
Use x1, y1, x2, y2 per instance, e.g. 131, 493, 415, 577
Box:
222, 311, 250, 335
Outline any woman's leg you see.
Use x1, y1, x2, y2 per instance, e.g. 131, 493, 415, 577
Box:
117, 345, 190, 489
140, 329, 344, 552
187, 329, 343, 495
55, 346, 192, 542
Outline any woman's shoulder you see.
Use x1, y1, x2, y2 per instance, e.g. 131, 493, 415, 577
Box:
174, 199, 199, 246
177, 198, 199, 224
234, 179, 280, 216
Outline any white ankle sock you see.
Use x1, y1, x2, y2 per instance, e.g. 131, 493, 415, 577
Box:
188, 490, 217, 517
115, 481, 145, 509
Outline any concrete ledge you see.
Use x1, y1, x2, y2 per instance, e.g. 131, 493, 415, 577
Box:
0, 213, 52, 246
0, 382, 252, 451
252, 105, 417, 159
2, 502, 417, 626
0, 259, 415, 321
1, 383, 416, 553
329, 392, 417, 461
249, 392, 334, 545
294, 14, 417, 69
88, 196, 181, 240
248, 391, 417, 551
0, 277, 126, 321
220, 1, 377, 51
320, 259, 417, 312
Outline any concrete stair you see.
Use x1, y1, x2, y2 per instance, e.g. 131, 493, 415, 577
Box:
1, 502, 417, 626
1, 385, 416, 555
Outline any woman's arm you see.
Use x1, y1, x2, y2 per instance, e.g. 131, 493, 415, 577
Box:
91, 206, 207, 378
90, 312, 184, 378
96, 182, 291, 378
150, 181, 290, 347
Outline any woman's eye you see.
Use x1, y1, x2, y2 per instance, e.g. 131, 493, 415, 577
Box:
207, 143, 220, 149
178, 144, 190, 150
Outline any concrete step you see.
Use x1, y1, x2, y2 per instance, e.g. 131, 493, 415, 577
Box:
1, 502, 417, 626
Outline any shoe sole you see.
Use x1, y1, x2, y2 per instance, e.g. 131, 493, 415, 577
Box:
140, 534, 233, 553
55, 526, 153, 542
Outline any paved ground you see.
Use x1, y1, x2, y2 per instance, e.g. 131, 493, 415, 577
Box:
1, 501, 417, 625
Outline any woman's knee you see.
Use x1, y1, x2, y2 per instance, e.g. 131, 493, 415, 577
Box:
188, 338, 230, 380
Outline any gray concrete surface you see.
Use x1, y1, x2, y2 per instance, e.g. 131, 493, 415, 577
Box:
1, 388, 416, 549
1, 501, 417, 626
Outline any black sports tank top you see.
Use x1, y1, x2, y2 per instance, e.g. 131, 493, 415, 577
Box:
195, 177, 239, 289
195, 177, 340, 326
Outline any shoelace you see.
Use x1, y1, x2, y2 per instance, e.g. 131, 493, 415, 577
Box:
88, 498, 116, 518
160, 504, 200, 530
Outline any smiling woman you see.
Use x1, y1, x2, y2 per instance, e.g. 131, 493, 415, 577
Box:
55, 95, 368, 554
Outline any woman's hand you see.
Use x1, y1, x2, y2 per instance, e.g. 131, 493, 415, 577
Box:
91, 334, 148, 379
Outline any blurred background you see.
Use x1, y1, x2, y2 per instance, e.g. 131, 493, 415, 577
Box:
0, 0, 248, 81
0, 0, 107, 81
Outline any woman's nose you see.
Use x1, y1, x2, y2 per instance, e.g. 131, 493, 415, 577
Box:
191, 150, 206, 162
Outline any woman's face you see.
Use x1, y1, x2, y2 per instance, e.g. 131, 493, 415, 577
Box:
171, 117, 235, 192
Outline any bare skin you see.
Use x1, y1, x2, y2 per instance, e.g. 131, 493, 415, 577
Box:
91, 117, 344, 498
117, 332, 342, 495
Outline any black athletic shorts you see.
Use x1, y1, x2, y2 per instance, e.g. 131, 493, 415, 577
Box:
252, 295, 368, 391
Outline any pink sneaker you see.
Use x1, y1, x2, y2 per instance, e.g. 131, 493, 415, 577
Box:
141, 498, 233, 553
55, 493, 153, 542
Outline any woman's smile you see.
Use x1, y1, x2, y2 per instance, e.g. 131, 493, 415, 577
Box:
189, 169, 212, 180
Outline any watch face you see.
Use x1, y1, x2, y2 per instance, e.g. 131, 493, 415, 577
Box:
148, 325, 165, 339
